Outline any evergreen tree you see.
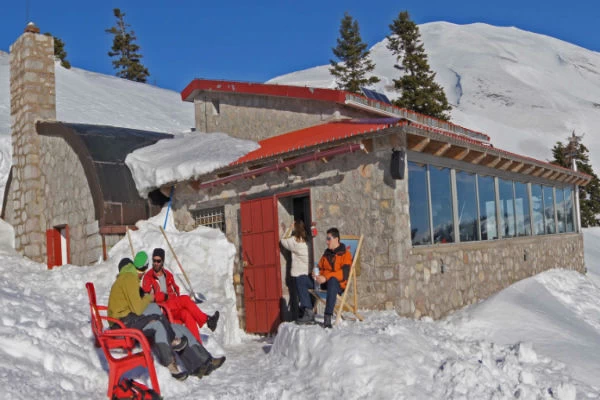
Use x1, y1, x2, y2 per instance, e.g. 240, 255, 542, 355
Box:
44, 33, 71, 69
551, 132, 600, 227
387, 11, 451, 120
329, 12, 379, 94
105, 8, 150, 83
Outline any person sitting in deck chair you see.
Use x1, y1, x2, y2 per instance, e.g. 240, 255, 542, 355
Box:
296, 227, 352, 328
141, 248, 219, 343
109, 252, 225, 381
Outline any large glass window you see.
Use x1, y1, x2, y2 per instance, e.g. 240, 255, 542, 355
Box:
514, 182, 531, 236
543, 186, 556, 234
456, 171, 479, 242
408, 162, 431, 245
478, 175, 497, 240
430, 166, 454, 244
531, 184, 544, 235
565, 187, 574, 232
498, 179, 516, 238
556, 188, 566, 233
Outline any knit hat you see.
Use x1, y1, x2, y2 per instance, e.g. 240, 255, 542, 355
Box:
133, 251, 149, 271
118, 257, 133, 272
152, 248, 165, 261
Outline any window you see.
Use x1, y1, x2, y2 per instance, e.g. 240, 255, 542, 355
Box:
430, 166, 454, 244
498, 179, 516, 238
531, 184, 544, 235
543, 186, 556, 234
565, 187, 574, 232
514, 182, 531, 236
408, 162, 431, 245
192, 207, 226, 233
478, 175, 497, 240
556, 188, 566, 233
456, 171, 478, 242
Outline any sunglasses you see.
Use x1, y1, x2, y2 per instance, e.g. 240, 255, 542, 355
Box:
152, 259, 163, 264
326, 236, 334, 241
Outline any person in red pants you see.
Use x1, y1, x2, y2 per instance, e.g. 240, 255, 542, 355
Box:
141, 248, 219, 343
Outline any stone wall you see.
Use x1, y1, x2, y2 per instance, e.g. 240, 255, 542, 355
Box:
40, 135, 102, 265
7, 29, 55, 262
172, 133, 586, 327
194, 92, 374, 141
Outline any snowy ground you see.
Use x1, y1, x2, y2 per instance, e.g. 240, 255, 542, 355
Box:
0, 215, 599, 399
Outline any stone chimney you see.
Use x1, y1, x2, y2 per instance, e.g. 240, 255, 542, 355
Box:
8, 23, 56, 261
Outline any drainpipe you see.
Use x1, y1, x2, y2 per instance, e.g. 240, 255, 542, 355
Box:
573, 158, 581, 232
199, 143, 364, 190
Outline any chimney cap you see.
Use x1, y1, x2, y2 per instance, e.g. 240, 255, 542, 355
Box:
24, 22, 40, 34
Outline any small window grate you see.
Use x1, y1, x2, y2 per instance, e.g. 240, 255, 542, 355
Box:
192, 207, 226, 233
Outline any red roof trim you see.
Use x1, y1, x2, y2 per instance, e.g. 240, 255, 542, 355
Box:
181, 79, 347, 104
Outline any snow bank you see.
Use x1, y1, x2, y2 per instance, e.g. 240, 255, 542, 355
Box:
124, 132, 259, 197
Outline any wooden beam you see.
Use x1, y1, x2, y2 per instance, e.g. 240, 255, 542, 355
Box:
433, 143, 452, 157
557, 174, 569, 182
411, 137, 430, 152
453, 148, 470, 161
532, 167, 545, 177
510, 162, 525, 173
522, 165, 536, 175
471, 152, 487, 165
486, 156, 502, 168
498, 159, 513, 171
542, 169, 554, 179
548, 171, 561, 180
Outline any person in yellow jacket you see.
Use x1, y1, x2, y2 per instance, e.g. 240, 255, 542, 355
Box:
108, 251, 226, 380
296, 228, 352, 328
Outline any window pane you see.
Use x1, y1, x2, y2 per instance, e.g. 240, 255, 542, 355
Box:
531, 184, 544, 235
498, 179, 516, 238
543, 186, 556, 234
456, 171, 478, 242
565, 187, 574, 232
478, 175, 497, 240
430, 166, 454, 244
515, 182, 531, 236
556, 188, 566, 233
408, 162, 431, 245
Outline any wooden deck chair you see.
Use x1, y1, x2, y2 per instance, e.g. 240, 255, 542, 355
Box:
309, 234, 364, 325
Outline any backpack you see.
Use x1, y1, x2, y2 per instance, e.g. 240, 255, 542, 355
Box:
111, 378, 163, 400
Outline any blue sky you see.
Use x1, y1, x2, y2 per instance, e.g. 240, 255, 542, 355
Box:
1, 0, 597, 93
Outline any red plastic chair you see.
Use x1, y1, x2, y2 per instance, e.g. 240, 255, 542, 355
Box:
85, 282, 161, 398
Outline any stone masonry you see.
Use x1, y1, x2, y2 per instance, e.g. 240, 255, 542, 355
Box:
172, 132, 586, 326
7, 26, 55, 262
194, 92, 374, 141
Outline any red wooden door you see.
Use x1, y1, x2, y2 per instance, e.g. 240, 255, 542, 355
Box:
46, 228, 61, 269
241, 197, 281, 333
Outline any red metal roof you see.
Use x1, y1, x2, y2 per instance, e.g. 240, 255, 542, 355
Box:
232, 121, 395, 165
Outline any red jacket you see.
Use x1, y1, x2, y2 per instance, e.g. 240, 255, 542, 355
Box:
141, 268, 180, 303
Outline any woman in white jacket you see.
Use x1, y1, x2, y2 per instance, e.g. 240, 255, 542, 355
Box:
280, 220, 310, 321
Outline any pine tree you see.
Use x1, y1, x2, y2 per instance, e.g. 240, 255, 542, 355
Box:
44, 33, 71, 69
551, 132, 600, 227
105, 8, 150, 83
329, 12, 379, 94
387, 11, 451, 120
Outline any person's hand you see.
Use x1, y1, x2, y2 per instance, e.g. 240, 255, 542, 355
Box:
280, 222, 286, 231
315, 275, 326, 284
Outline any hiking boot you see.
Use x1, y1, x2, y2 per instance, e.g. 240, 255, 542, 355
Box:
323, 314, 332, 329
171, 371, 189, 381
191, 364, 209, 379
203, 356, 226, 376
207, 311, 220, 332
296, 308, 315, 325
172, 336, 188, 352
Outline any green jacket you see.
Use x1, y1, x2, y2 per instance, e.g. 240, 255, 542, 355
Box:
108, 264, 152, 320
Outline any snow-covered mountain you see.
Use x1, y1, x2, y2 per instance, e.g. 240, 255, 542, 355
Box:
0, 49, 194, 206
269, 22, 600, 169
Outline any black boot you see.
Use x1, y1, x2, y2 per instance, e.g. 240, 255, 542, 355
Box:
296, 308, 315, 325
323, 314, 332, 329
172, 335, 188, 352
207, 311, 220, 332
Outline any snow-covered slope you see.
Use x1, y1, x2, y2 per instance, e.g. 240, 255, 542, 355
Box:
270, 22, 600, 169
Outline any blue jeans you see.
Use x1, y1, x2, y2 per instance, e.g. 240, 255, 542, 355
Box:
297, 274, 342, 315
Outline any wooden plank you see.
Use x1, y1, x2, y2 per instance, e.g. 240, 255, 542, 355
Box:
411, 137, 430, 152
486, 156, 502, 168
521, 165, 536, 175
498, 159, 513, 170
542, 169, 554, 178
532, 167, 545, 177
433, 143, 452, 157
453, 148, 470, 160
510, 162, 525, 173
470, 152, 487, 165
